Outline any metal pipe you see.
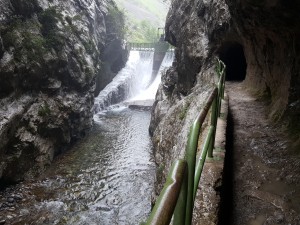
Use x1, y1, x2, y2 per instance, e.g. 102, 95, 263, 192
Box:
173, 166, 188, 225
145, 62, 225, 225
193, 125, 215, 200
217, 74, 223, 117
208, 96, 218, 158
184, 88, 218, 225
146, 160, 186, 225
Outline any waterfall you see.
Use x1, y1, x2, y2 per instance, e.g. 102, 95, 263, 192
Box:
94, 50, 174, 113
131, 51, 174, 101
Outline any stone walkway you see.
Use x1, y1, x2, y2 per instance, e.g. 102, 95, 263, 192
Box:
224, 82, 300, 225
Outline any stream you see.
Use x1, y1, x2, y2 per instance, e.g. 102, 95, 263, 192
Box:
0, 51, 174, 225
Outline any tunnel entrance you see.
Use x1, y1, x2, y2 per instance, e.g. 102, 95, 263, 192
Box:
218, 42, 247, 81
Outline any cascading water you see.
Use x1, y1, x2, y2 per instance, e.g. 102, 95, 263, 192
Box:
94, 51, 154, 112
131, 51, 174, 101
94, 51, 174, 112
0, 50, 174, 225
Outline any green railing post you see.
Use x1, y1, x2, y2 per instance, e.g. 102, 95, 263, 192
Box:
145, 59, 226, 225
208, 95, 218, 158
221, 68, 225, 99
218, 60, 226, 100
173, 166, 188, 225
217, 73, 224, 117
146, 160, 186, 225
222, 66, 226, 99
185, 120, 201, 225
184, 88, 218, 225
193, 125, 215, 199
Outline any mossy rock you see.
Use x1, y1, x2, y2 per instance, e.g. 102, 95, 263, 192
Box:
11, 0, 42, 18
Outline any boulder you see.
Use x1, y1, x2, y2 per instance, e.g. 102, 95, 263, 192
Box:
0, 0, 127, 182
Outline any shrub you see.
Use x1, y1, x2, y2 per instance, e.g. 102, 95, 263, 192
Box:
38, 102, 51, 117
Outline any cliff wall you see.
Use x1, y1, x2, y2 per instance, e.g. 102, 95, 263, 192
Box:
150, 0, 300, 191
0, 0, 127, 182
149, 0, 231, 192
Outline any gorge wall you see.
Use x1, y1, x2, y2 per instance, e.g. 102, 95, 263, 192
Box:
0, 0, 127, 183
150, 0, 300, 191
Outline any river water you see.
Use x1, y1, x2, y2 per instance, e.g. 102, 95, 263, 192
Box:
0, 51, 174, 225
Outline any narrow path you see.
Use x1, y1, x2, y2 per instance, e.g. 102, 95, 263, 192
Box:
226, 82, 300, 225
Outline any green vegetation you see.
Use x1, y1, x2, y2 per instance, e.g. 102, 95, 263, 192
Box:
1, 6, 66, 63
82, 39, 95, 54
106, 5, 126, 41
154, 41, 170, 52
157, 164, 165, 176
2, 6, 91, 71
38, 102, 51, 117
114, 0, 169, 42
38, 7, 65, 51
179, 102, 191, 120
1, 20, 22, 48
1, 18, 47, 62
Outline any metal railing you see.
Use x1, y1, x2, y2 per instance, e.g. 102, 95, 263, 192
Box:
127, 42, 175, 52
145, 59, 226, 225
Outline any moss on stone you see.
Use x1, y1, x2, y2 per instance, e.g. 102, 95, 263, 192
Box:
38, 102, 51, 117
82, 40, 96, 54
38, 7, 65, 51
106, 5, 126, 41
179, 102, 190, 120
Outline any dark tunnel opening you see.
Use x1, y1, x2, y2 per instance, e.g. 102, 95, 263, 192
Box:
218, 42, 247, 81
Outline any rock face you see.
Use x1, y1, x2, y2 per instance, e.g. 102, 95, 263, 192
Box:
150, 0, 300, 192
225, 0, 300, 129
0, 0, 127, 183
149, 0, 231, 193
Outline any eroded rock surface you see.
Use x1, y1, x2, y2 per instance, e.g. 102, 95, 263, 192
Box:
225, 0, 300, 131
226, 82, 300, 225
0, 0, 127, 182
150, 0, 231, 193
150, 0, 300, 222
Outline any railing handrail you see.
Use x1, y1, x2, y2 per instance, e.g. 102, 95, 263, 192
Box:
126, 42, 175, 52
184, 87, 218, 225
146, 160, 186, 225
145, 59, 226, 225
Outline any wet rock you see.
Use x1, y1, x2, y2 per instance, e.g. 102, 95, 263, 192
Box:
264, 213, 285, 225
128, 105, 152, 111
7, 207, 15, 212
6, 198, 14, 203
161, 67, 178, 94
6, 215, 13, 220
150, 0, 231, 195
127, 100, 154, 111
12, 194, 22, 201
20, 208, 30, 216
0, 0, 127, 182
96, 206, 111, 212
151, 0, 300, 224
274, 211, 284, 223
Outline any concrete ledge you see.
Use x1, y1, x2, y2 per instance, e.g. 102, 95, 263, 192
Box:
193, 93, 229, 225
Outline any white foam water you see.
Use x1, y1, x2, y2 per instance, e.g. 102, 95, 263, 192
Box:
94, 50, 174, 112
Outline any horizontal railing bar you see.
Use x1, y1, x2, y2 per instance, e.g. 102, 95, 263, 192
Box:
127, 42, 175, 52
146, 159, 187, 225
184, 87, 218, 225
193, 125, 215, 200
193, 87, 218, 126
146, 59, 226, 225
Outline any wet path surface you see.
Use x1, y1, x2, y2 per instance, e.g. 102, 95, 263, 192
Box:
226, 82, 300, 225
0, 107, 155, 225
